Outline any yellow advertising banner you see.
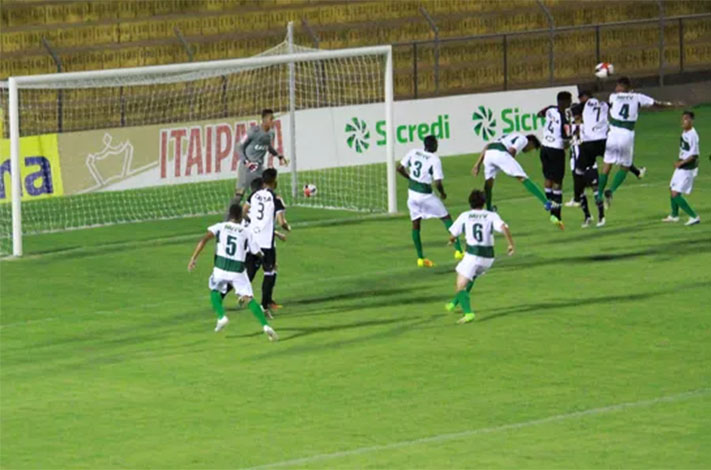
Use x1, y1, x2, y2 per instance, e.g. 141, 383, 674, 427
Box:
0, 134, 64, 203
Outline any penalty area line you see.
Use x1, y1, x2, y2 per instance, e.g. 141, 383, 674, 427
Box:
243, 388, 711, 469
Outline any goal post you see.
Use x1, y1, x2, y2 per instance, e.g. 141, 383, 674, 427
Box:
2, 44, 396, 257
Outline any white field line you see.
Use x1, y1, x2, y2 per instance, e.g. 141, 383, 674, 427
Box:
243, 388, 711, 470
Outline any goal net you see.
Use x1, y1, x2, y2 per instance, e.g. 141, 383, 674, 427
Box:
0, 39, 394, 256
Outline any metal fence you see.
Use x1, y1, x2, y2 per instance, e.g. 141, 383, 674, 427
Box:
391, 12, 711, 99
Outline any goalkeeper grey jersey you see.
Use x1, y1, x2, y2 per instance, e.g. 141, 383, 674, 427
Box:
240, 125, 277, 165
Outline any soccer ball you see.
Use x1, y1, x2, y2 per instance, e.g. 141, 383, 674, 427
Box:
594, 62, 614, 79
303, 183, 318, 197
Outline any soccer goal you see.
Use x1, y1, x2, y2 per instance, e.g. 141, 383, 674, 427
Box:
1, 33, 395, 256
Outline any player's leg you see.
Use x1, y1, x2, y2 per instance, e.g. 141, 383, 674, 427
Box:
209, 275, 230, 332
606, 132, 634, 204
598, 134, 618, 200
234, 275, 278, 341
440, 214, 463, 258
669, 170, 700, 224
454, 273, 475, 323
629, 164, 646, 179
445, 277, 475, 311
588, 168, 606, 227
541, 148, 555, 204
484, 178, 495, 211
548, 149, 565, 226
231, 160, 250, 205
260, 248, 278, 315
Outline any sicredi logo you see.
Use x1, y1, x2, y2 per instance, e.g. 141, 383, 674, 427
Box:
345, 115, 450, 152
345, 117, 370, 154
472, 107, 545, 140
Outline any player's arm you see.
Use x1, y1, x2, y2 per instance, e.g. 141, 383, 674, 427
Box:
447, 214, 464, 244
674, 154, 698, 168
434, 179, 446, 200
472, 144, 489, 176
501, 224, 515, 256
397, 162, 413, 181
188, 231, 215, 271
274, 196, 290, 231
238, 129, 254, 162
274, 230, 287, 242
537, 105, 554, 118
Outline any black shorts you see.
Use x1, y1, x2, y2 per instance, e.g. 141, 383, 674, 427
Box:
540, 146, 566, 183
575, 139, 606, 172
246, 247, 276, 280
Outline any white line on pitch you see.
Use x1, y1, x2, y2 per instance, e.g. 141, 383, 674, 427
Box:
243, 388, 711, 470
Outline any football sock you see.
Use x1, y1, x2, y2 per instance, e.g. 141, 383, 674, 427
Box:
573, 173, 586, 203
456, 290, 472, 314
671, 197, 680, 217
248, 299, 269, 326
673, 195, 697, 218
262, 272, 276, 309
442, 219, 462, 252
545, 188, 553, 202
412, 229, 424, 258
210, 290, 226, 319
597, 173, 609, 200
552, 190, 563, 219
485, 185, 493, 210
596, 195, 605, 219
609, 170, 628, 194
522, 178, 549, 205
451, 279, 476, 306
580, 195, 591, 219
629, 164, 641, 177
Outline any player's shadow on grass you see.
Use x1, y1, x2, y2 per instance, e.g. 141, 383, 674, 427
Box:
286, 286, 420, 306
227, 316, 405, 342
475, 284, 706, 323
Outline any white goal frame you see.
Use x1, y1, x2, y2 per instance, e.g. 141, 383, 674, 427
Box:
6, 45, 396, 256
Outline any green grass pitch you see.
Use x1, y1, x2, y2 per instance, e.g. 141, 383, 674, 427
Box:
1, 106, 710, 469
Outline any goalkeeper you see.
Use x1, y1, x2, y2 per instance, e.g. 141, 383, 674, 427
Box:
233, 109, 288, 204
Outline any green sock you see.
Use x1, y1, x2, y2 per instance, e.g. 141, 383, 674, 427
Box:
210, 290, 225, 319
597, 173, 609, 200
671, 197, 679, 217
609, 170, 628, 194
442, 219, 462, 251
456, 290, 472, 314
451, 279, 476, 306
412, 229, 424, 258
248, 299, 268, 326
485, 185, 493, 210
521, 178, 549, 205
673, 195, 697, 218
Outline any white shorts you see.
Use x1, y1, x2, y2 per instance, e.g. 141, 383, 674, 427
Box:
483, 150, 528, 180
670, 168, 698, 195
407, 190, 449, 220
455, 253, 495, 281
603, 128, 635, 167
208, 268, 253, 297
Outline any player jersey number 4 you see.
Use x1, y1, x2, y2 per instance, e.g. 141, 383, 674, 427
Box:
609, 92, 655, 131
400, 149, 443, 194
449, 210, 506, 258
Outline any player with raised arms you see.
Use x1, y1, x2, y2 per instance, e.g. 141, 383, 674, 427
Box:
188, 203, 278, 341
397, 135, 463, 267
472, 133, 559, 225
243, 168, 291, 317
445, 189, 515, 324
232, 109, 288, 205
662, 110, 701, 226
598, 77, 673, 207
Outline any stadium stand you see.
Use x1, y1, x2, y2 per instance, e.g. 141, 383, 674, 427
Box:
2, 0, 710, 99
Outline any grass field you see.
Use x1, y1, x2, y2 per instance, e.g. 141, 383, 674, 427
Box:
1, 106, 710, 469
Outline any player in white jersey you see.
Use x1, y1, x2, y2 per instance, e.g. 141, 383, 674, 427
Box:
397, 135, 463, 267
473, 133, 559, 224
537, 91, 572, 227
188, 203, 278, 340
244, 168, 291, 316
662, 111, 701, 226
570, 90, 606, 227
599, 76, 673, 207
444, 189, 515, 324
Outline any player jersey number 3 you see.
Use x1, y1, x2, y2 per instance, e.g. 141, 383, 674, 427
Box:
412, 160, 423, 177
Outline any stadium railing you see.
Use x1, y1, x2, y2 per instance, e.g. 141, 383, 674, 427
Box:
393, 12, 711, 98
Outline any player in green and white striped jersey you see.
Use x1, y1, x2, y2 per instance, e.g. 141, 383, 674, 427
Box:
445, 189, 515, 324
188, 203, 278, 340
